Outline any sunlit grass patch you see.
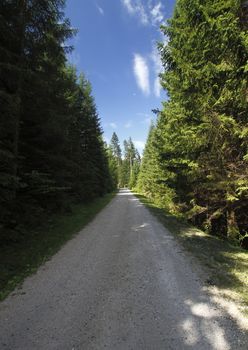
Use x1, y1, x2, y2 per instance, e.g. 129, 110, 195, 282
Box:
134, 192, 248, 312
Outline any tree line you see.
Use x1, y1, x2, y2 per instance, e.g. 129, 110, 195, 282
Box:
107, 132, 141, 189
1, 0, 247, 250
0, 0, 114, 241
137, 0, 248, 248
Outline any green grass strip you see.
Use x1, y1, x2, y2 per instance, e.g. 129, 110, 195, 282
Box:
134, 192, 248, 314
0, 192, 116, 301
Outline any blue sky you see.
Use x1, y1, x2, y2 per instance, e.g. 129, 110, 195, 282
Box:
65, 0, 175, 154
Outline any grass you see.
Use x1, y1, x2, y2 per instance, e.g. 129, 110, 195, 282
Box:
0, 192, 116, 301
134, 192, 248, 313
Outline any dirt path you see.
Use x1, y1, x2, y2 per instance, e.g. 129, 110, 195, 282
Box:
0, 189, 247, 349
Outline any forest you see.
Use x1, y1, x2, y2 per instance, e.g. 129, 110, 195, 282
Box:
137, 0, 248, 248
107, 132, 141, 189
0, 0, 248, 251
0, 0, 115, 243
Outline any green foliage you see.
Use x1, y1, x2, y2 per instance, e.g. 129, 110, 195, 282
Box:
107, 132, 122, 188
138, 0, 248, 247
106, 133, 141, 189
0, 0, 113, 242
119, 137, 141, 188
0, 192, 115, 301
137, 121, 179, 212
135, 192, 248, 309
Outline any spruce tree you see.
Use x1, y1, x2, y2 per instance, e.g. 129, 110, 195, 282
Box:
139, 0, 248, 244
0, 0, 113, 239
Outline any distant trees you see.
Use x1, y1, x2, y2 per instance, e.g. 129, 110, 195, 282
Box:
138, 0, 248, 246
0, 0, 113, 239
107, 132, 122, 188
109, 132, 122, 162
107, 133, 141, 188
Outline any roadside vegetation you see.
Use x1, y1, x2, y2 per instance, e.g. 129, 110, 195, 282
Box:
1, 0, 247, 309
0, 0, 116, 253
133, 0, 248, 313
107, 132, 141, 189
0, 0, 119, 301
0, 0, 137, 302
134, 192, 248, 313
137, 0, 248, 249
0, 192, 115, 301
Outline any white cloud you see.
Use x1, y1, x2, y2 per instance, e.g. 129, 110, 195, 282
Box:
122, 0, 148, 25
150, 2, 163, 25
104, 122, 117, 129
96, 4, 104, 15
162, 33, 170, 46
124, 121, 133, 128
122, 0, 135, 14
122, 0, 164, 26
133, 53, 150, 95
150, 44, 163, 97
138, 4, 149, 25
151, 45, 162, 74
103, 136, 110, 144
143, 116, 153, 125
154, 76, 161, 97
134, 140, 145, 153
110, 122, 117, 129
132, 44, 164, 98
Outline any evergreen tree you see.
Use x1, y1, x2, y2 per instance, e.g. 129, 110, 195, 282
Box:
108, 132, 122, 188
160, 0, 248, 240
0, 0, 113, 240
110, 132, 122, 163
129, 149, 141, 189
139, 0, 248, 245
120, 138, 140, 188
137, 122, 176, 211
1, 0, 74, 223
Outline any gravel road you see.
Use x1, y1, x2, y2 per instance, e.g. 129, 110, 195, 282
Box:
0, 189, 247, 349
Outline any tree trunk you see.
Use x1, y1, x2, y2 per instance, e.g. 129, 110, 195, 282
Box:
227, 208, 240, 240
13, 0, 26, 198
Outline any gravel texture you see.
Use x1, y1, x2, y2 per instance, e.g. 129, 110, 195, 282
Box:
0, 189, 247, 349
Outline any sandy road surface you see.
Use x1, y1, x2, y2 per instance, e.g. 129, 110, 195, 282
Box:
0, 189, 247, 349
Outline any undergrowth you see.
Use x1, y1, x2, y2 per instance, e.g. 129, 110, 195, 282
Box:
0, 192, 115, 301
134, 192, 248, 313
